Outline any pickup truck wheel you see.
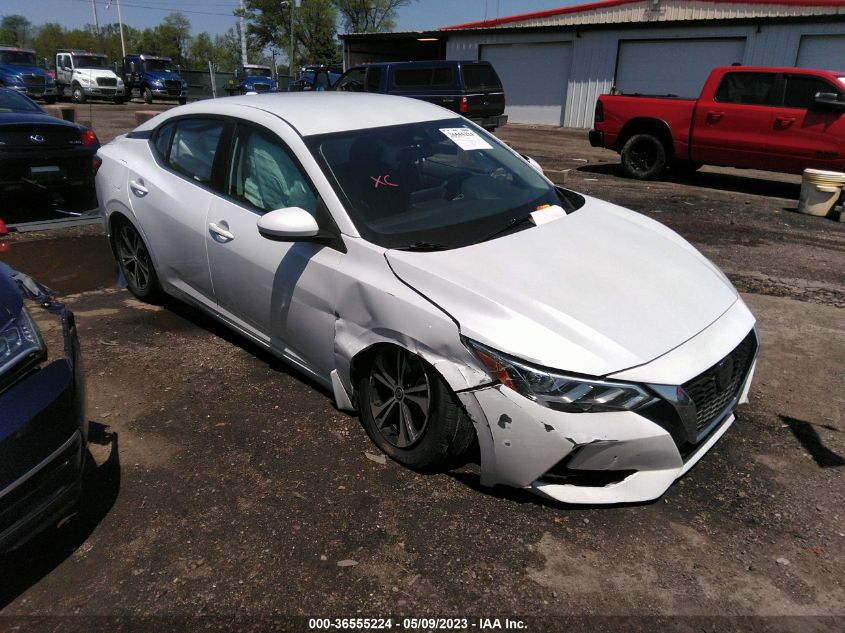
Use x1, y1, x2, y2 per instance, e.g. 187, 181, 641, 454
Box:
71, 84, 86, 104
142, 86, 153, 104
621, 133, 667, 180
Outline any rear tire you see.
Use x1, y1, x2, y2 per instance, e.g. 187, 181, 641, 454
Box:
620, 133, 667, 180
358, 346, 474, 472
113, 220, 163, 302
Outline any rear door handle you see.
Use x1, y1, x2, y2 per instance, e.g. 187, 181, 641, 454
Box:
209, 222, 235, 242
129, 178, 148, 197
706, 110, 724, 122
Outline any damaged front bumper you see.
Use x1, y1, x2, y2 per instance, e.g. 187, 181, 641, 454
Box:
458, 325, 758, 505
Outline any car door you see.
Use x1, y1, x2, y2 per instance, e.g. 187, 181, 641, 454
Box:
767, 73, 845, 173
691, 71, 779, 170
205, 119, 343, 382
125, 116, 226, 311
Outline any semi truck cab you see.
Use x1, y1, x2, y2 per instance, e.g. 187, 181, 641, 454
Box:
227, 64, 277, 95
55, 50, 125, 104
0, 45, 56, 103
123, 54, 187, 105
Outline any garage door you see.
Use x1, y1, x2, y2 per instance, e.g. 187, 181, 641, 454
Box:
481, 42, 571, 126
796, 34, 845, 69
615, 39, 746, 98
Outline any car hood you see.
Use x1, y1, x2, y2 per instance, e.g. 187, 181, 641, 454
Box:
74, 69, 119, 80
385, 196, 738, 377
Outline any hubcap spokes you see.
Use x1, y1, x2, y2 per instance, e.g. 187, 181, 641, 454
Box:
118, 226, 149, 289
369, 348, 431, 449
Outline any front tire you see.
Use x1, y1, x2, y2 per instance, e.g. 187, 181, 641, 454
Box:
142, 86, 153, 104
71, 84, 86, 104
620, 133, 667, 180
358, 346, 474, 472
113, 220, 162, 302
178, 96, 187, 105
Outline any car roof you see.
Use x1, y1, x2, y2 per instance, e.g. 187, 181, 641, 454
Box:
355, 60, 488, 69
133, 92, 457, 137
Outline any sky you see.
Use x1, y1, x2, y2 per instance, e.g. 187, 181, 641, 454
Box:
1, 0, 581, 37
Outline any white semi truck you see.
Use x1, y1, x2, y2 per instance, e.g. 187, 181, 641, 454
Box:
55, 49, 125, 104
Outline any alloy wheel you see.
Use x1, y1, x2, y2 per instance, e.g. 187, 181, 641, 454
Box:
117, 225, 151, 291
368, 347, 431, 449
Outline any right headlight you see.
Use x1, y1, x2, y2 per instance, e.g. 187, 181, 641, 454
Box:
464, 338, 654, 413
0, 306, 45, 375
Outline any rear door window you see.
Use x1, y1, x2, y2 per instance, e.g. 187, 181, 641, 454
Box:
167, 118, 225, 184
715, 72, 777, 105
782, 75, 839, 109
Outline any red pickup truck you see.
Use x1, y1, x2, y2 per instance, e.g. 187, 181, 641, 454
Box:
589, 66, 845, 179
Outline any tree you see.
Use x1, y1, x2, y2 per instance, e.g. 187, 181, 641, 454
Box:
333, 0, 412, 34
189, 29, 243, 71
0, 15, 32, 47
245, 0, 340, 67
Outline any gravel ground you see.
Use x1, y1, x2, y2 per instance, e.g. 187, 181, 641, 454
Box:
0, 104, 842, 632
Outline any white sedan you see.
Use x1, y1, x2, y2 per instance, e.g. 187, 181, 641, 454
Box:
96, 93, 757, 504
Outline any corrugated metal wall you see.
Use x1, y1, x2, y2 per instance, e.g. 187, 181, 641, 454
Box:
446, 20, 845, 128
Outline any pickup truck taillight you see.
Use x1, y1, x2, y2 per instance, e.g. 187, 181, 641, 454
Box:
594, 99, 604, 123
459, 96, 468, 114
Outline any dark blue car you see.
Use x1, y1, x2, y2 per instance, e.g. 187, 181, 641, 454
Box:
0, 261, 86, 552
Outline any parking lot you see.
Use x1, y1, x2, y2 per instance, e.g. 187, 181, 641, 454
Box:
1, 103, 843, 628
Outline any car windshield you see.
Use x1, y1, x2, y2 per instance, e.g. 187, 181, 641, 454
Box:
145, 59, 173, 72
74, 55, 108, 69
0, 51, 37, 66
0, 88, 41, 112
244, 67, 270, 77
308, 118, 570, 249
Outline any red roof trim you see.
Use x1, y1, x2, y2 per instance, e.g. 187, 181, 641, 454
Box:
440, 0, 845, 30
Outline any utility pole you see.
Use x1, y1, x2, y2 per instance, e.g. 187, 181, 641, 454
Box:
289, 0, 298, 78
117, 0, 127, 59
238, 0, 248, 66
91, 0, 100, 35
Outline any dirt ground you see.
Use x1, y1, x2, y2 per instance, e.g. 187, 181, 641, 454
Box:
0, 103, 843, 632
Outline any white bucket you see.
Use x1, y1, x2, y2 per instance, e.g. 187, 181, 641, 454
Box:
798, 169, 845, 217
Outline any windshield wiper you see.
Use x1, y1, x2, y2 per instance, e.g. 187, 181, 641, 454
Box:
481, 215, 535, 243
393, 241, 450, 252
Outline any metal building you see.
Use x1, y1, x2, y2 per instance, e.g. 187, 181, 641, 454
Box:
340, 0, 845, 128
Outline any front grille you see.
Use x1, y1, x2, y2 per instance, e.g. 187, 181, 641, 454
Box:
683, 331, 757, 433
96, 77, 117, 87
23, 75, 45, 87
253, 83, 271, 92
164, 79, 181, 89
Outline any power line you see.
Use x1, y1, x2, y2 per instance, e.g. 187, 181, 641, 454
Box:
64, 0, 237, 17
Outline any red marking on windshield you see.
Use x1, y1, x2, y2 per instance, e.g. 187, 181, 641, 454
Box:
371, 174, 398, 188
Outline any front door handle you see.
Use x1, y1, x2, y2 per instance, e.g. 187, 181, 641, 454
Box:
706, 110, 724, 122
129, 178, 148, 197
209, 222, 235, 242
775, 116, 796, 128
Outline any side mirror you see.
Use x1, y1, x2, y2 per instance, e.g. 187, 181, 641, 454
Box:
813, 92, 845, 111
257, 207, 320, 240
521, 154, 544, 175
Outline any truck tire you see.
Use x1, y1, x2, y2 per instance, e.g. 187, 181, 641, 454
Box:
178, 97, 187, 105
621, 133, 667, 180
43, 95, 56, 104
143, 86, 153, 104
71, 83, 86, 104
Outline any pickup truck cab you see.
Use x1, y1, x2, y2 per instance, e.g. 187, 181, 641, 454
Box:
0, 46, 56, 104
590, 66, 845, 179
226, 64, 277, 95
55, 49, 125, 104
332, 60, 508, 132
123, 54, 187, 105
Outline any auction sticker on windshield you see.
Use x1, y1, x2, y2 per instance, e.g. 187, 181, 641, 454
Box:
439, 127, 492, 151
